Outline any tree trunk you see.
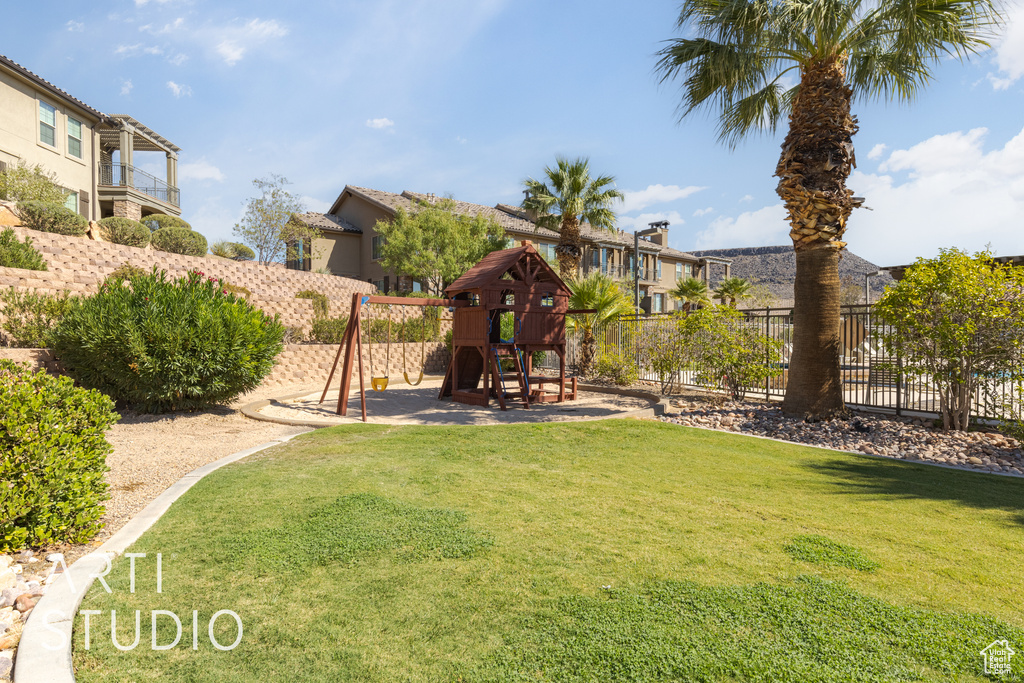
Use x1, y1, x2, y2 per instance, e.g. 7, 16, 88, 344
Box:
777, 56, 863, 419
580, 328, 596, 378
556, 215, 582, 280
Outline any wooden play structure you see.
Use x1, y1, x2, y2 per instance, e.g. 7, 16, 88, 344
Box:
319, 244, 582, 421
440, 243, 578, 409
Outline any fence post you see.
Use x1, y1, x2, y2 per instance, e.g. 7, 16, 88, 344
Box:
896, 338, 903, 417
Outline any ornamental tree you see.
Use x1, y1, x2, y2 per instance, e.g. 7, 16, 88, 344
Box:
374, 197, 507, 296
874, 248, 1024, 431
233, 175, 313, 265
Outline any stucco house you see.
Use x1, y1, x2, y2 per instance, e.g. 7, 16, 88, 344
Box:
0, 54, 181, 222
293, 185, 728, 314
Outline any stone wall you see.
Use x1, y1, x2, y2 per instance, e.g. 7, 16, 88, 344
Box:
264, 342, 451, 388
0, 224, 372, 331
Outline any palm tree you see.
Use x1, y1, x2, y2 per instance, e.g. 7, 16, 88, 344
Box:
655, 0, 1000, 418
713, 276, 753, 308
670, 277, 710, 313
522, 157, 624, 279
567, 272, 636, 377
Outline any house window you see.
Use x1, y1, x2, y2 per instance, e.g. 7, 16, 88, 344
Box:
39, 102, 57, 147
67, 117, 83, 159
63, 191, 78, 214
412, 281, 422, 293
372, 235, 384, 260
372, 279, 385, 291
541, 292, 554, 307
652, 293, 663, 313
684, 263, 692, 277
591, 249, 600, 268
676, 263, 683, 281
656, 258, 662, 281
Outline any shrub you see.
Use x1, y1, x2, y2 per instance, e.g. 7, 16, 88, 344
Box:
98, 216, 150, 248
310, 316, 349, 344
0, 228, 47, 270
283, 326, 305, 344
0, 162, 67, 204
16, 200, 88, 236
105, 262, 148, 284
0, 288, 76, 347
141, 214, 191, 232
210, 241, 255, 261
0, 360, 119, 551
51, 268, 285, 413
151, 227, 208, 257
296, 289, 330, 318
594, 350, 639, 386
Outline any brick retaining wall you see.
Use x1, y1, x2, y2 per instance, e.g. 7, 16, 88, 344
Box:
0, 225, 371, 331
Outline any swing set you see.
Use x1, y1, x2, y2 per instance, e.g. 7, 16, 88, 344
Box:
318, 293, 467, 421
319, 243, 586, 421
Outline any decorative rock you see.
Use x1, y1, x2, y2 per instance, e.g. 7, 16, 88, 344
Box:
0, 651, 11, 680
968, 457, 984, 465
0, 558, 10, 571
0, 573, 13, 592
45, 553, 64, 563
13, 593, 36, 613
13, 551, 32, 564
0, 630, 19, 651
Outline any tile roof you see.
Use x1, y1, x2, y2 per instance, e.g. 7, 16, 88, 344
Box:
295, 211, 362, 234
0, 54, 106, 121
335, 185, 704, 263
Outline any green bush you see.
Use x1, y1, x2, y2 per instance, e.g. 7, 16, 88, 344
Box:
0, 228, 47, 270
221, 281, 251, 298
0, 162, 68, 204
141, 214, 191, 232
98, 217, 150, 248
16, 200, 88, 236
0, 288, 76, 347
310, 316, 349, 344
210, 241, 255, 261
0, 360, 119, 550
296, 289, 330, 318
594, 349, 639, 386
105, 262, 148, 284
151, 227, 208, 257
51, 267, 286, 413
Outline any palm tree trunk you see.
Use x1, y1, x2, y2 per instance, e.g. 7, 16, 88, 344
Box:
556, 215, 582, 279
777, 56, 863, 418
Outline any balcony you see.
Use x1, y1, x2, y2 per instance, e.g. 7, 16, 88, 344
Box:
99, 163, 180, 208
581, 263, 661, 282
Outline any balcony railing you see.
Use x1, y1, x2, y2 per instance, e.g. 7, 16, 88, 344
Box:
581, 263, 661, 282
98, 163, 180, 208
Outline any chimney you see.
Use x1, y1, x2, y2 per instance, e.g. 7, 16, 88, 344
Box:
640, 220, 670, 246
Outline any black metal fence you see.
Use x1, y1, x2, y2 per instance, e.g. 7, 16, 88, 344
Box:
99, 163, 180, 208
543, 305, 1022, 420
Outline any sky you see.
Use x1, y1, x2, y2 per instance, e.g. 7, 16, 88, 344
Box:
6, 0, 1024, 267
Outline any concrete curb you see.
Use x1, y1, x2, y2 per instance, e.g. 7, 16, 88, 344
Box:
13, 432, 309, 683
239, 384, 667, 428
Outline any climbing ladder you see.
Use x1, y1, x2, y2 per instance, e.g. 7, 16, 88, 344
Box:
489, 342, 531, 410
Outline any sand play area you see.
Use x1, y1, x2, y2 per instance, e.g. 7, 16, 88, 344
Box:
245, 377, 661, 427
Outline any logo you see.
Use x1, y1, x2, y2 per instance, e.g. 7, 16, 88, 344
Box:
981, 639, 1015, 676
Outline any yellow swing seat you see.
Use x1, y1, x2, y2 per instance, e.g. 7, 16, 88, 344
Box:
371, 376, 389, 392
403, 371, 424, 386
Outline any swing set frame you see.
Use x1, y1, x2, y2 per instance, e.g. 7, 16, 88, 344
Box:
318, 293, 468, 421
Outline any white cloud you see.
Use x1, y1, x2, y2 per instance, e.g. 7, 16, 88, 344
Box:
846, 125, 1024, 264
135, 0, 178, 5
179, 159, 224, 182
214, 19, 288, 65
739, 194, 754, 203
168, 53, 188, 66
166, 80, 192, 97
455, 136, 468, 144
300, 195, 330, 213
120, 79, 133, 96
695, 205, 789, 250
989, 1, 1024, 89
693, 207, 714, 217
115, 43, 143, 55
617, 210, 686, 233
66, 20, 84, 32
366, 117, 395, 130
867, 143, 888, 160
620, 183, 705, 213
144, 46, 163, 55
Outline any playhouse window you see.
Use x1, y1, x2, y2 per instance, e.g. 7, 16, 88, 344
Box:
541, 292, 554, 307
469, 293, 480, 306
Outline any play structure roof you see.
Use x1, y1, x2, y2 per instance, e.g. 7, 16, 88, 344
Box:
445, 245, 570, 296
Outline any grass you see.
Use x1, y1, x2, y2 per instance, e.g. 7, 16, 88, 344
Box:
72, 420, 1024, 681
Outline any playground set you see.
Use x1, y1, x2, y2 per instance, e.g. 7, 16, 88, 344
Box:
319, 244, 584, 422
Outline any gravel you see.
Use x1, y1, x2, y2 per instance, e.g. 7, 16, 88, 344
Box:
56, 384, 313, 565
659, 398, 1023, 475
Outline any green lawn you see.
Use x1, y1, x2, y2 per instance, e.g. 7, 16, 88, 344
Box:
73, 420, 1024, 681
